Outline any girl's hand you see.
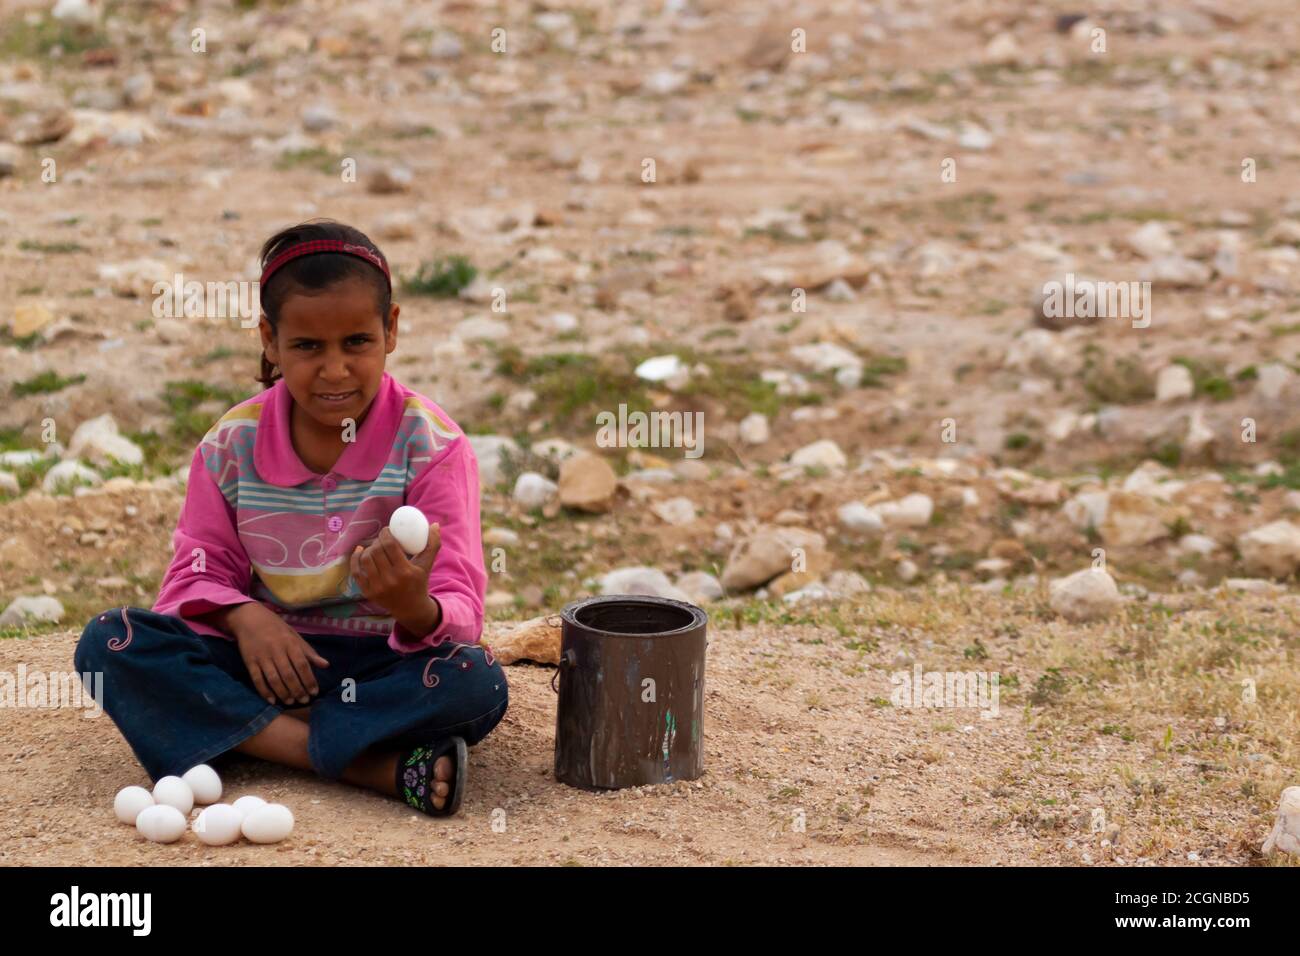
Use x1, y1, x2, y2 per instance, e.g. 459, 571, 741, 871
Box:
229, 603, 329, 706
350, 525, 441, 620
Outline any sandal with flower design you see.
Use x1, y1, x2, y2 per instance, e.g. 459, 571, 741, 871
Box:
396, 736, 467, 817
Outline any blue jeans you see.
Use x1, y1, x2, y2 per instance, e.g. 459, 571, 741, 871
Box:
74, 606, 509, 782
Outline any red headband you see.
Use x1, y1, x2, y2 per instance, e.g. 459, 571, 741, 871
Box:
259, 239, 392, 293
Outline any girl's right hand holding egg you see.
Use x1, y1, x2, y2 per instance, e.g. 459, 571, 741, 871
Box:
229, 603, 329, 706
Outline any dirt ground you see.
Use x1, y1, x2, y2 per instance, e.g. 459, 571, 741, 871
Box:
1, 587, 1294, 866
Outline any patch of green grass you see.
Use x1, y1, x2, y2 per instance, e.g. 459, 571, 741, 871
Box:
0, 14, 109, 58
1171, 356, 1235, 401
161, 380, 256, 457
12, 371, 86, 397
402, 256, 477, 298
273, 148, 339, 174
1081, 348, 1154, 405
192, 346, 237, 367
17, 240, 85, 255
860, 353, 908, 388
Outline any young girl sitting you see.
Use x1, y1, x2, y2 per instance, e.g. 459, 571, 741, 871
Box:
75, 220, 507, 817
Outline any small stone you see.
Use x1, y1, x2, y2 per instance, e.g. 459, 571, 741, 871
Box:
738, 413, 769, 445
68, 414, 144, 467
837, 501, 884, 533
1049, 568, 1121, 622
720, 526, 828, 591
559, 453, 619, 513
467, 435, 521, 491
368, 165, 413, 195
11, 304, 55, 338
789, 439, 847, 471
675, 571, 723, 604
0, 596, 65, 627
1262, 786, 1300, 856
483, 527, 520, 546
651, 497, 696, 526
512, 472, 558, 509
1237, 521, 1300, 578
599, 567, 690, 602
1155, 364, 1194, 402
870, 494, 934, 528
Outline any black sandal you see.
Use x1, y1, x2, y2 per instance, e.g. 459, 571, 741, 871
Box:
396, 736, 467, 817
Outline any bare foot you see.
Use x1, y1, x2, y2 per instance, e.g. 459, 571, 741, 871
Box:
430, 754, 453, 809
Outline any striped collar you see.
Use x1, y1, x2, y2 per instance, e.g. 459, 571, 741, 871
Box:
253, 371, 403, 486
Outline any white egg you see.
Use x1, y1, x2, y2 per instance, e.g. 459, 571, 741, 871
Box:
193, 803, 244, 846
231, 795, 266, 819
241, 803, 294, 844
151, 776, 194, 815
136, 804, 187, 843
388, 505, 429, 555
114, 786, 155, 825
181, 764, 222, 804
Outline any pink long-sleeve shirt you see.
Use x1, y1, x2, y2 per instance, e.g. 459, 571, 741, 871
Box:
151, 370, 486, 654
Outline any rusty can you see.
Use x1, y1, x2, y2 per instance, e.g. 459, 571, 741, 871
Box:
552, 594, 707, 790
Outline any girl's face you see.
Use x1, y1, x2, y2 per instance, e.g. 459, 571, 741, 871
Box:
260, 275, 399, 431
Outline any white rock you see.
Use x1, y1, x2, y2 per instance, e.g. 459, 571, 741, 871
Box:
1237, 521, 1300, 578
823, 569, 871, 596
531, 438, 580, 462
837, 501, 885, 533
1127, 221, 1176, 259
483, 527, 520, 546
1262, 786, 1300, 856
68, 413, 144, 467
1155, 364, 1194, 402
791, 342, 862, 375
738, 413, 769, 445
674, 570, 723, 604
512, 472, 558, 509
547, 312, 579, 333
1063, 491, 1109, 530
467, 435, 521, 490
896, 560, 919, 582
1049, 568, 1122, 622
789, 439, 847, 471
871, 493, 933, 528
1178, 534, 1218, 555
0, 450, 44, 468
0, 595, 65, 627
1255, 362, 1297, 402
635, 354, 683, 382
599, 566, 691, 602
650, 496, 697, 526
1184, 408, 1215, 455
42, 459, 102, 494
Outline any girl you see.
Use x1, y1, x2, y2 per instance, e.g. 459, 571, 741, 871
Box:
75, 220, 507, 817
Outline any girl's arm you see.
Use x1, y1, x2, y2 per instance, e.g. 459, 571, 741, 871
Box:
387, 435, 487, 654
152, 444, 256, 640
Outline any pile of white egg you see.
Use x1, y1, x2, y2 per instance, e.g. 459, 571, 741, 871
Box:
115, 764, 294, 846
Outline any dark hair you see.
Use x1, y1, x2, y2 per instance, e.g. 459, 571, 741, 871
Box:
256, 219, 392, 388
